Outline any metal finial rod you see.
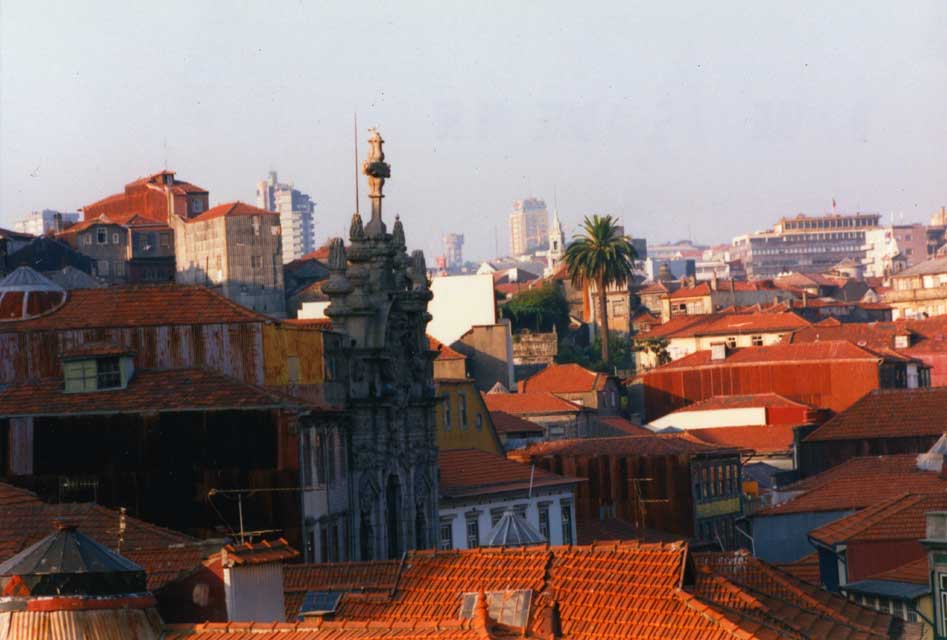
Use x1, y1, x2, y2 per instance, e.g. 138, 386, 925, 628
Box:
354, 112, 360, 215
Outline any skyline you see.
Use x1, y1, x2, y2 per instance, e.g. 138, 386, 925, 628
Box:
1, 1, 945, 261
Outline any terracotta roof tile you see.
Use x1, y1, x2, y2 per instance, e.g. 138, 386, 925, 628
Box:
487, 411, 545, 435
654, 341, 884, 371
775, 553, 821, 585
755, 455, 947, 517
221, 538, 299, 566
0, 368, 300, 418
481, 391, 583, 416
188, 201, 278, 223
688, 425, 796, 454
665, 312, 810, 338
124, 542, 222, 591
804, 387, 947, 442
514, 432, 735, 460
60, 340, 135, 359
427, 335, 466, 361
672, 393, 812, 412
438, 448, 581, 499
518, 363, 609, 394
2, 284, 266, 331
0, 483, 40, 507
868, 557, 930, 586
594, 416, 654, 436
810, 493, 947, 546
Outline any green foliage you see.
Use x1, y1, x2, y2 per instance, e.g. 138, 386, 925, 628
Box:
556, 334, 633, 373
501, 283, 569, 332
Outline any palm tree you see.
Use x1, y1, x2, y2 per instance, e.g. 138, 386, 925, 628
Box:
564, 215, 637, 365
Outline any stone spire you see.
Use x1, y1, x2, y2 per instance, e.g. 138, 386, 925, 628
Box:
546, 208, 566, 275
362, 128, 391, 238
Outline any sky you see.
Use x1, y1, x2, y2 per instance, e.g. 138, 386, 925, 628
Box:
2, 1, 946, 262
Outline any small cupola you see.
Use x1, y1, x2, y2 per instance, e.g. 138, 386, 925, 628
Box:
0, 266, 66, 322
484, 507, 546, 547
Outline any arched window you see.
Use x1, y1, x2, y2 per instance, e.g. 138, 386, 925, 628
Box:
415, 502, 427, 550
386, 475, 402, 559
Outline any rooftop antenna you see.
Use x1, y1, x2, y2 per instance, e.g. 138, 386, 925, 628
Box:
354, 112, 360, 215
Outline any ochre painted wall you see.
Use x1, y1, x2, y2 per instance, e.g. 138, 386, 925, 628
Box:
435, 379, 502, 454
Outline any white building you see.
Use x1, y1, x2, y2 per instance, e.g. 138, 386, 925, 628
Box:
256, 171, 316, 263
437, 448, 579, 550
13, 209, 80, 236
428, 273, 498, 345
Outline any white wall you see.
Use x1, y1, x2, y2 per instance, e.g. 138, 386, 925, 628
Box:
650, 407, 766, 430
428, 274, 497, 345
298, 300, 330, 319
439, 488, 575, 549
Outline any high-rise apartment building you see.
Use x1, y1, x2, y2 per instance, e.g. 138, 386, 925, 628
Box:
732, 212, 881, 279
256, 171, 316, 263
13, 209, 80, 236
442, 233, 464, 270
508, 197, 548, 256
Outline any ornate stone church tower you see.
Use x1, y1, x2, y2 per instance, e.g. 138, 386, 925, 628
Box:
546, 208, 566, 274
322, 129, 438, 560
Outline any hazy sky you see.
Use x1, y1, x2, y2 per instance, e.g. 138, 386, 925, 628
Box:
2, 1, 945, 261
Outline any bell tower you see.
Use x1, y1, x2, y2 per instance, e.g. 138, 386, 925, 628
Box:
546, 208, 566, 274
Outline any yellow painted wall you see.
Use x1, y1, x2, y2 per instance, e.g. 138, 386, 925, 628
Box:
435, 379, 502, 454
262, 324, 325, 386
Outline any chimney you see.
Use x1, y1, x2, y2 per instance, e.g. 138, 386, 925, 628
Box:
710, 270, 718, 292
802, 291, 808, 308
53, 212, 63, 234
710, 342, 727, 361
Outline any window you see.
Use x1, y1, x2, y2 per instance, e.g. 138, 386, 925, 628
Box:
475, 413, 483, 431
314, 432, 326, 485
751, 335, 763, 347
112, 232, 120, 244
465, 516, 480, 549
444, 397, 452, 430
252, 216, 261, 236
251, 255, 263, 269
439, 520, 453, 550
561, 503, 573, 545
115, 261, 125, 277
97, 260, 109, 277
84, 233, 92, 245
191, 197, 204, 214
302, 431, 313, 487
96, 228, 108, 244
160, 233, 170, 248
96, 358, 121, 389
538, 505, 550, 541
458, 393, 468, 429
490, 509, 504, 527
725, 336, 737, 349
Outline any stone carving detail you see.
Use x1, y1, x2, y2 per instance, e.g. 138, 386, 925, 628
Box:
350, 212, 365, 241
328, 237, 347, 271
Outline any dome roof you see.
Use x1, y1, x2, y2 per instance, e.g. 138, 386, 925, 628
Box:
0, 266, 66, 321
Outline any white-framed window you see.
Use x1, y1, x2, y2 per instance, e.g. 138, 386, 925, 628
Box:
561, 502, 573, 545
538, 504, 550, 541
97, 260, 109, 276
439, 519, 453, 550
465, 516, 480, 549
112, 232, 120, 244
751, 335, 763, 347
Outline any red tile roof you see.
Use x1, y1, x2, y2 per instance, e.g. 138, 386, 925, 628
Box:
481, 391, 583, 416
427, 335, 466, 360
0, 501, 195, 561
688, 425, 796, 454
282, 317, 334, 329
868, 557, 929, 586
0, 483, 40, 507
60, 340, 135, 359
488, 411, 545, 435
124, 542, 223, 591
775, 552, 821, 585
654, 341, 884, 371
646, 312, 810, 340
277, 541, 757, 639
518, 363, 609, 394
672, 393, 811, 412
809, 493, 947, 546
2, 284, 266, 331
668, 280, 777, 299
438, 448, 580, 499
755, 455, 947, 517
786, 317, 947, 355
221, 538, 299, 566
694, 550, 914, 639
0, 368, 300, 418
595, 416, 654, 436
188, 201, 278, 223
513, 432, 735, 460
804, 387, 947, 442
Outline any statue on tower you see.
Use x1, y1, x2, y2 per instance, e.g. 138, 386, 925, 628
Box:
362, 128, 391, 237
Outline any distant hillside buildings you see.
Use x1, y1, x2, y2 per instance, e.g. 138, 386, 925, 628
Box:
255, 171, 316, 263
12, 209, 80, 236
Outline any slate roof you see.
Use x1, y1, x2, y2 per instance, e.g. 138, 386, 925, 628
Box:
688, 425, 796, 454
754, 455, 947, 517
0, 284, 266, 330
488, 411, 545, 435
518, 363, 609, 393
0, 368, 300, 417
804, 387, 947, 442
438, 449, 580, 499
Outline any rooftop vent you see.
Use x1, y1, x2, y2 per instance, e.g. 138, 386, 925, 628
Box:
710, 342, 728, 361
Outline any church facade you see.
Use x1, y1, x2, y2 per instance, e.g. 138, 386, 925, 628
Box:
300, 130, 439, 562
